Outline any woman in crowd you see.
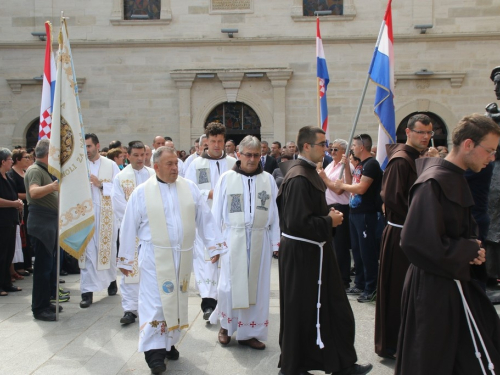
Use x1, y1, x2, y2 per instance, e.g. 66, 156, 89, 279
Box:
107, 147, 125, 170
8, 149, 32, 278
0, 148, 23, 296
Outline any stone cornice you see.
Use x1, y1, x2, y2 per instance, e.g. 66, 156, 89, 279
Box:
1, 32, 499, 49
395, 72, 466, 88
6, 78, 86, 93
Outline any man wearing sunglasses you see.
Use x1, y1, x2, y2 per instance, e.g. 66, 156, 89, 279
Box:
334, 134, 382, 304
278, 126, 372, 375
374, 113, 433, 360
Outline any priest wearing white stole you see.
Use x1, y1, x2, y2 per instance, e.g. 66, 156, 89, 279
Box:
112, 141, 154, 325
185, 123, 236, 320
209, 135, 280, 350
80, 133, 120, 308
119, 146, 226, 374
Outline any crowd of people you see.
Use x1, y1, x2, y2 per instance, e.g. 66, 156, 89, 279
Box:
1, 112, 500, 374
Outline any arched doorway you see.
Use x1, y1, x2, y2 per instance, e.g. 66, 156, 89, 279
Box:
205, 102, 261, 145
396, 112, 448, 148
25, 119, 40, 149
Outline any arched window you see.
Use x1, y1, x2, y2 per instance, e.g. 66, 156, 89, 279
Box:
397, 112, 448, 148
26, 119, 40, 148
205, 102, 261, 145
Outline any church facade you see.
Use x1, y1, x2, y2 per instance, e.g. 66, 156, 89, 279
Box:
1, 0, 499, 151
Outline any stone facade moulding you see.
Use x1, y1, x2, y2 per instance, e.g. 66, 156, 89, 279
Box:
394, 72, 466, 88
6, 78, 86, 94
209, 0, 254, 14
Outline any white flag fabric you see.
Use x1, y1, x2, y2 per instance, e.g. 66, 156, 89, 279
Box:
48, 18, 94, 260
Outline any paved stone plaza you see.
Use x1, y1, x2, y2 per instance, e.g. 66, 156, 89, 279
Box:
1, 259, 396, 375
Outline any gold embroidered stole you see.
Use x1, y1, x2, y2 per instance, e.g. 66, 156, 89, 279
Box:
226, 171, 271, 309
117, 165, 154, 283
96, 158, 114, 270
144, 176, 195, 331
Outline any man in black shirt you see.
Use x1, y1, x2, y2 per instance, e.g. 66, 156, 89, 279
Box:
334, 134, 382, 302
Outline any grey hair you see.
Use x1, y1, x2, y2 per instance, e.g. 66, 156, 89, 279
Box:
286, 141, 296, 147
239, 135, 261, 151
153, 146, 176, 164
199, 134, 207, 143
261, 140, 269, 146
35, 139, 50, 158
332, 138, 348, 150
0, 148, 12, 162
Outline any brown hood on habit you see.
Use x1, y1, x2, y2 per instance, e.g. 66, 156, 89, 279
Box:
385, 143, 421, 174
412, 157, 475, 208
279, 159, 326, 193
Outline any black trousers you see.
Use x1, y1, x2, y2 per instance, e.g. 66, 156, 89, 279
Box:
330, 204, 351, 288
0, 225, 16, 291
31, 236, 57, 315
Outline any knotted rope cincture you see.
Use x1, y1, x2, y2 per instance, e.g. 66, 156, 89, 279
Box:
455, 279, 495, 374
282, 233, 326, 349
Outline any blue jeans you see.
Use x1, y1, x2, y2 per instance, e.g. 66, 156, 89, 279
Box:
349, 212, 379, 294
31, 236, 57, 315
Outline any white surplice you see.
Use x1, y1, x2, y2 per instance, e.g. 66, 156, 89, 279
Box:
184, 154, 236, 299
80, 157, 120, 293
119, 177, 226, 352
209, 170, 280, 341
112, 165, 154, 314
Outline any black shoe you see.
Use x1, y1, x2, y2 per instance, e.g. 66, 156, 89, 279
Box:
80, 292, 93, 308
59, 279, 65, 284
165, 345, 179, 361
34, 309, 56, 321
60, 270, 68, 276
347, 363, 373, 375
148, 360, 166, 374
357, 291, 376, 303
49, 303, 63, 313
203, 307, 213, 320
120, 312, 137, 324
108, 280, 117, 296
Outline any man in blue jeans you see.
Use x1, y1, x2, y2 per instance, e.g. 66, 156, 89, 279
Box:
334, 134, 382, 302
25, 139, 60, 321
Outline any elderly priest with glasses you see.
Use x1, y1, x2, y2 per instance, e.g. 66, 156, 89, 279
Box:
209, 135, 280, 350
118, 146, 226, 374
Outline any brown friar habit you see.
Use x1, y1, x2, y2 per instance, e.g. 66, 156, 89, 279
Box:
277, 159, 357, 375
396, 157, 500, 375
374, 143, 420, 357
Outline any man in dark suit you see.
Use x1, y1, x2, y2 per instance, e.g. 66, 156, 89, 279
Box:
260, 141, 279, 174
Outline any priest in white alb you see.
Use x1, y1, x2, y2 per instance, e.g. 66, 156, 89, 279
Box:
209, 135, 280, 350
112, 141, 154, 325
80, 133, 120, 308
185, 123, 236, 320
119, 146, 226, 374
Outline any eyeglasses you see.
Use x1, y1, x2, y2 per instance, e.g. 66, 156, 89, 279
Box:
476, 143, 497, 156
240, 152, 261, 159
332, 148, 339, 152
309, 142, 327, 148
410, 129, 434, 137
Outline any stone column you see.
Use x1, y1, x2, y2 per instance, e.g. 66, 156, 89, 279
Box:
267, 70, 292, 143
171, 72, 196, 151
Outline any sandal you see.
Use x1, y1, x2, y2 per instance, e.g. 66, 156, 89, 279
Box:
11, 273, 24, 280
5, 286, 22, 292
0, 290, 7, 297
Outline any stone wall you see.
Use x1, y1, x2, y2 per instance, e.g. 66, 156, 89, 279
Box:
1, 0, 499, 150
